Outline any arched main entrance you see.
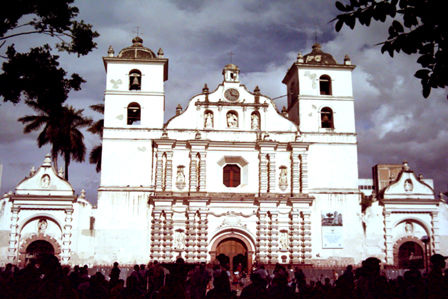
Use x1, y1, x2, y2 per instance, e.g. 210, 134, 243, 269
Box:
210, 230, 255, 272
26, 240, 55, 257
398, 241, 424, 269
216, 238, 248, 272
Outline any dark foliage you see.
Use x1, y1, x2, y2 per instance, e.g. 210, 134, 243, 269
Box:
333, 0, 448, 99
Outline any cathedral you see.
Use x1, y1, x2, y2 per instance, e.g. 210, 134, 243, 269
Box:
1, 37, 447, 270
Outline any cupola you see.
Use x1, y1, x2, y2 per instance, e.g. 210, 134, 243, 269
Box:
222, 63, 240, 82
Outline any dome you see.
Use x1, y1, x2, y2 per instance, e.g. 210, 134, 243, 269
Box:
117, 36, 156, 59
222, 63, 240, 75
303, 43, 337, 65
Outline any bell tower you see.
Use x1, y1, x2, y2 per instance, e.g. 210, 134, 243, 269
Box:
100, 36, 168, 187
282, 44, 358, 192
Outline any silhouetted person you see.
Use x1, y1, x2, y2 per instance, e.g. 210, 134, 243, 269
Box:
427, 254, 448, 299
240, 273, 268, 299
206, 267, 231, 299
110, 262, 121, 288
190, 263, 211, 299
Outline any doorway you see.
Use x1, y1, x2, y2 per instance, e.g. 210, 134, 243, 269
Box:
26, 240, 55, 259
216, 237, 248, 272
398, 241, 424, 269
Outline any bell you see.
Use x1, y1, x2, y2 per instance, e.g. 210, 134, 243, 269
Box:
131, 76, 140, 89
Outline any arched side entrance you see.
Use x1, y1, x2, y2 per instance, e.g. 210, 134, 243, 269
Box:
393, 236, 425, 269
210, 230, 255, 272
18, 235, 61, 266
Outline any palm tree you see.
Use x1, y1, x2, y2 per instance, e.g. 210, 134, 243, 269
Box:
88, 102, 104, 172
19, 102, 92, 180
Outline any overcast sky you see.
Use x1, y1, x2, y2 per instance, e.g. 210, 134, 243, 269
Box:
1, 0, 447, 203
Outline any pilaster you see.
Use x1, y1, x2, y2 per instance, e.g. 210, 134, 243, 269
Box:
384, 210, 393, 264
8, 206, 20, 262
302, 210, 312, 262
61, 208, 73, 264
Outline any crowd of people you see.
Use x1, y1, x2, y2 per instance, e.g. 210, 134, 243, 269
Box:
1, 254, 448, 299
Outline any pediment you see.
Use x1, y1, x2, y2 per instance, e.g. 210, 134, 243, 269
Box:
383, 165, 434, 200
15, 155, 75, 197
165, 82, 297, 134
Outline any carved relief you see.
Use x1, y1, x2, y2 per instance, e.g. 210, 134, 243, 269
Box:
279, 230, 289, 250
37, 218, 48, 235
176, 166, 186, 190
173, 229, 186, 250
404, 179, 413, 192
40, 174, 50, 188
251, 112, 260, 130
226, 111, 238, 128
204, 111, 214, 128
279, 166, 288, 191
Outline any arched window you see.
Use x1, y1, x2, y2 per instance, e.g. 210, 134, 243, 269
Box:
127, 102, 141, 125
223, 164, 241, 187
319, 75, 332, 95
320, 107, 334, 129
129, 69, 142, 90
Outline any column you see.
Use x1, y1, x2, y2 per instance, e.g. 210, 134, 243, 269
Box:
291, 154, 300, 194
290, 209, 301, 263
8, 206, 19, 262
163, 211, 174, 261
155, 152, 164, 191
384, 211, 393, 264
299, 154, 308, 192
302, 211, 312, 262
150, 211, 162, 261
198, 152, 207, 191
270, 213, 279, 263
268, 153, 276, 193
259, 154, 268, 194
185, 211, 197, 263
61, 208, 73, 264
431, 211, 440, 254
197, 209, 208, 262
165, 152, 173, 192
189, 153, 198, 192
257, 211, 268, 263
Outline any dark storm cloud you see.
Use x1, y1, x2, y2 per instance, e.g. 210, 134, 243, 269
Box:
1, 0, 447, 201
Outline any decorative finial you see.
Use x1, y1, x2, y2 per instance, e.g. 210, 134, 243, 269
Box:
254, 86, 260, 94
58, 167, 64, 177
297, 52, 304, 63
402, 161, 410, 171
344, 54, 351, 65
418, 174, 424, 180
202, 83, 209, 94
281, 106, 288, 117
157, 48, 164, 58
176, 104, 182, 116
42, 154, 52, 167
81, 189, 86, 199
107, 46, 114, 57
29, 166, 36, 176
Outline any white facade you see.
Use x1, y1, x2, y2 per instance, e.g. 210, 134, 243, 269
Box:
1, 39, 447, 269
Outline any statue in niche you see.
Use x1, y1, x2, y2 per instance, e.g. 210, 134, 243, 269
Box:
38, 219, 48, 235
226, 112, 238, 128
404, 179, 413, 192
279, 167, 288, 190
251, 113, 260, 130
204, 111, 214, 128
176, 166, 186, 189
173, 230, 186, 250
405, 221, 414, 234
40, 174, 50, 188
279, 231, 289, 250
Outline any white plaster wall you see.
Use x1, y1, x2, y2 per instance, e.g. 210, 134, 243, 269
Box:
438, 203, 448, 256
0, 198, 12, 265
101, 138, 153, 187
70, 199, 95, 264
298, 68, 354, 97
105, 63, 165, 93
95, 191, 151, 264
298, 98, 355, 133
307, 143, 359, 190
309, 193, 364, 264
104, 93, 164, 129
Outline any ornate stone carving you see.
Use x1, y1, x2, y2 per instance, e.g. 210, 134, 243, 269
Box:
279, 166, 288, 191
226, 111, 238, 128
204, 111, 214, 128
176, 166, 186, 190
251, 113, 260, 130
40, 174, 50, 188
37, 219, 48, 235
